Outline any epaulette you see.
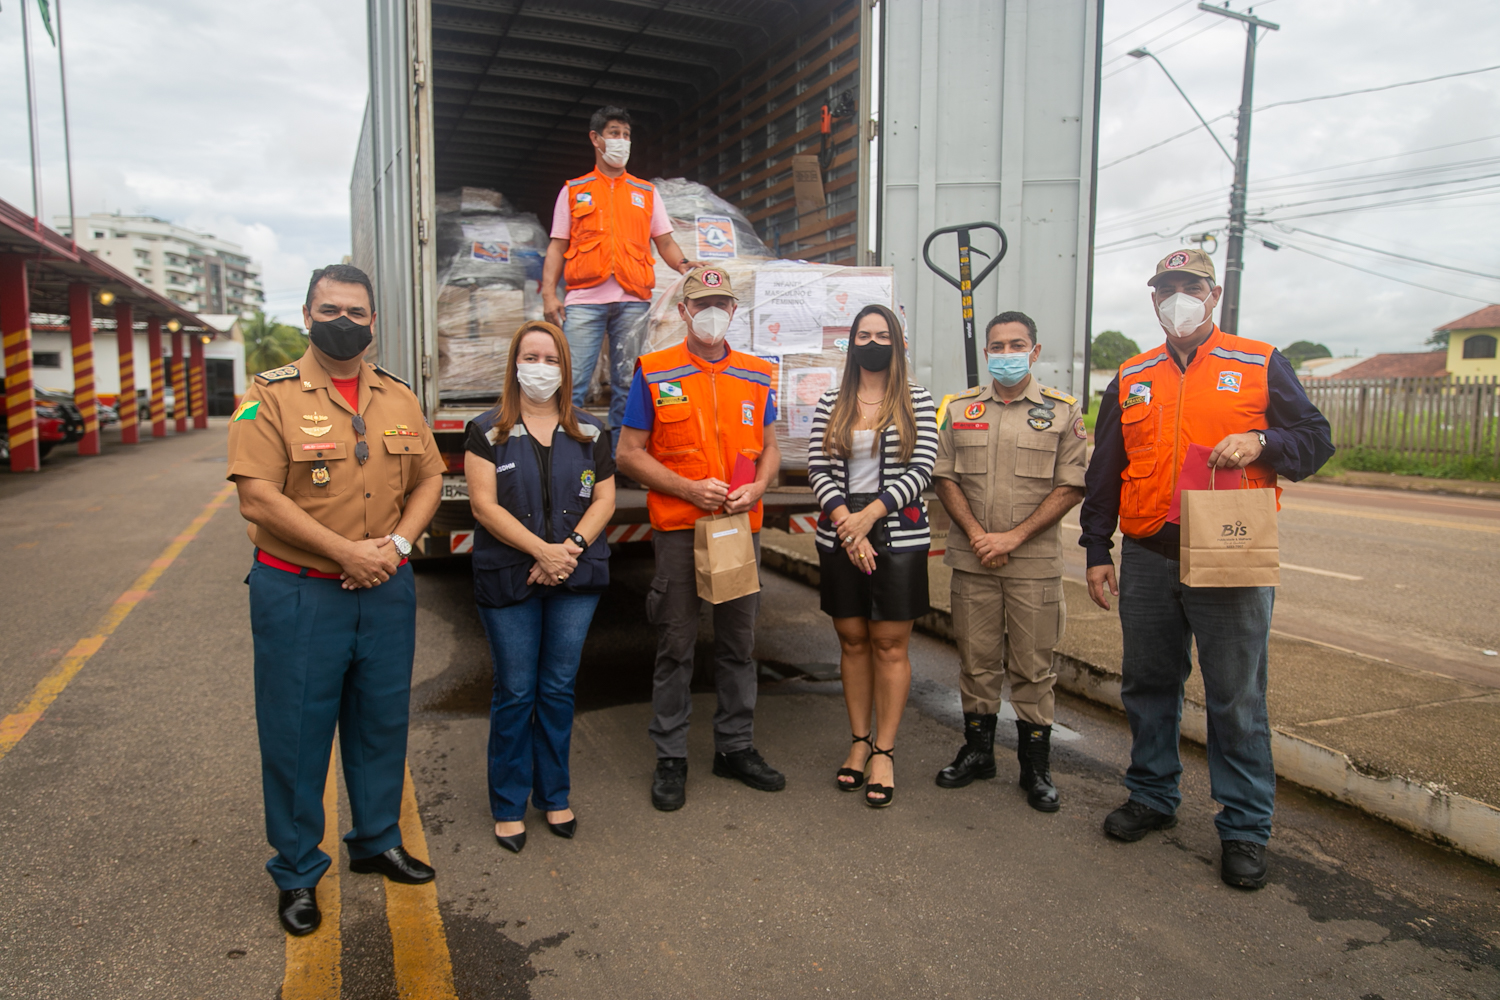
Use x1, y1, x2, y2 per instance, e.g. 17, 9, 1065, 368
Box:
1041, 386, 1077, 406
373, 364, 410, 389
953, 384, 986, 400
256, 365, 299, 383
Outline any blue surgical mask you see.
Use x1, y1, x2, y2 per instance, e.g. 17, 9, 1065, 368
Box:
987, 351, 1032, 386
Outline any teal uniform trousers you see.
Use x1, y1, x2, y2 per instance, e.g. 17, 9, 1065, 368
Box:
249, 559, 416, 889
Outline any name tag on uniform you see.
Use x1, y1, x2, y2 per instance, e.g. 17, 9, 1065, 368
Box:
951, 422, 989, 430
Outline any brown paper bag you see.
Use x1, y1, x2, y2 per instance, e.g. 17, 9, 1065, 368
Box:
1179, 480, 1280, 588
694, 512, 760, 604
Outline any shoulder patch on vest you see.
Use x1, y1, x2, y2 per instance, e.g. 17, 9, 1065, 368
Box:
373, 364, 410, 388
256, 365, 299, 383
1040, 386, 1077, 406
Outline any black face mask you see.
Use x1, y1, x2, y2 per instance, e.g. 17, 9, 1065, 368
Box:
309, 315, 373, 361
852, 341, 893, 372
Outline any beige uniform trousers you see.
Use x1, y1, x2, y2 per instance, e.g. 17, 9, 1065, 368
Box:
950, 570, 1065, 725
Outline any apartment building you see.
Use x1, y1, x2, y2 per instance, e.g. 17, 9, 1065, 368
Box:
57, 212, 265, 317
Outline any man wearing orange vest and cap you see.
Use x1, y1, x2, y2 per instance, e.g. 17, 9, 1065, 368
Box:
616, 266, 784, 812
1079, 249, 1333, 890
543, 105, 694, 453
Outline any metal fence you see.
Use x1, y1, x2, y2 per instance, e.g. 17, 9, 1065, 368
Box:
1301, 376, 1500, 460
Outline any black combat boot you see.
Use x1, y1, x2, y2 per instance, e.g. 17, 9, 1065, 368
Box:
935, 713, 997, 788
1016, 721, 1060, 812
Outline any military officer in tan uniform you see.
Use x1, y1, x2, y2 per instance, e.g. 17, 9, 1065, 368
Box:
932, 311, 1087, 812
227, 264, 444, 937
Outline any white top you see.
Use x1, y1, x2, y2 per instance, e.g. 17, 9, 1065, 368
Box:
847, 429, 881, 493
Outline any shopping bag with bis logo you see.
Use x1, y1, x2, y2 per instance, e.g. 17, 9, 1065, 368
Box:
1179, 476, 1280, 588
694, 511, 760, 604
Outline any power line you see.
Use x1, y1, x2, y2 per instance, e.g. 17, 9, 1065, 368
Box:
1102, 9, 1208, 67
1267, 238, 1494, 303
1261, 181, 1500, 221
1102, 0, 1196, 50
1275, 226, 1500, 281
1254, 171, 1500, 215
1101, 63, 1500, 170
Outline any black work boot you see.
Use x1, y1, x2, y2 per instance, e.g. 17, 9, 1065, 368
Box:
1015, 721, 1060, 812
712, 747, 787, 791
651, 757, 688, 811
1221, 840, 1268, 890
935, 713, 998, 788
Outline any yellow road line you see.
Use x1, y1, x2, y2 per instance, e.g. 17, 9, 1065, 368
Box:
0, 482, 237, 761
1281, 500, 1500, 535
387, 762, 458, 999
282, 747, 342, 998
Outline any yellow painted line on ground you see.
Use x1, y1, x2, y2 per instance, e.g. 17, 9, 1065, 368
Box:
1281, 500, 1500, 534
282, 747, 342, 999
0, 482, 236, 761
386, 762, 458, 1000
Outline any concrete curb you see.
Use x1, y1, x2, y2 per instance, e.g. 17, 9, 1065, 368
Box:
1313, 470, 1500, 500
762, 543, 1500, 868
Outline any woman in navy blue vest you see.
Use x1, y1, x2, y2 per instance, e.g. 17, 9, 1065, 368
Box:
464, 321, 615, 853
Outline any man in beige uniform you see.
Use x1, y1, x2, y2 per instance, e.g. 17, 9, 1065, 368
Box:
932, 311, 1086, 812
228, 264, 444, 937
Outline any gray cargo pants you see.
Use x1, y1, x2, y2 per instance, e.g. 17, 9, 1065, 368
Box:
646, 528, 762, 758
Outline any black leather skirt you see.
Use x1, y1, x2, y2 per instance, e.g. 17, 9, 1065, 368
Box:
818, 494, 931, 622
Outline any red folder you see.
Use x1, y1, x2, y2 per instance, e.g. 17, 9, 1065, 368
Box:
1166, 442, 1244, 523
728, 454, 757, 492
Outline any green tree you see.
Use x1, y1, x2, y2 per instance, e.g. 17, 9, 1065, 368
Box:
1425, 330, 1449, 349
242, 311, 308, 372
1090, 330, 1140, 371
1282, 340, 1332, 367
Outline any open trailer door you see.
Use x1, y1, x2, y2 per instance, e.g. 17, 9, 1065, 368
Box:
876, 0, 1103, 403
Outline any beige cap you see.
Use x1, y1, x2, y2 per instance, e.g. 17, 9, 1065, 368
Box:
683, 265, 738, 300
1147, 247, 1217, 287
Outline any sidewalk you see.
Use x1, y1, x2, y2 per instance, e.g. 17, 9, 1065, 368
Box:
760, 528, 1500, 867
1313, 469, 1500, 500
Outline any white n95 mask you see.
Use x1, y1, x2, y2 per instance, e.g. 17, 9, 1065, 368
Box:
516, 362, 563, 402
602, 138, 631, 169
690, 306, 732, 344
1156, 291, 1210, 339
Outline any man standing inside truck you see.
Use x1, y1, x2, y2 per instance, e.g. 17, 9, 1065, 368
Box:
616, 266, 785, 813
543, 106, 694, 453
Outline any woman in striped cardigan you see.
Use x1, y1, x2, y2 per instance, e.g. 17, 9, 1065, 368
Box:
807, 303, 938, 808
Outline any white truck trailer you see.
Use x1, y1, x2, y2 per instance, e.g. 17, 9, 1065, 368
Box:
351, 0, 1102, 553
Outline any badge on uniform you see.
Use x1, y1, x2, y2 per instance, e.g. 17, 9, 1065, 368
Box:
631, 191, 646, 208
1217, 371, 1243, 393
580, 469, 595, 499
951, 422, 988, 430
311, 461, 330, 486
1027, 417, 1053, 431
303, 413, 328, 423
1028, 406, 1054, 421
576, 191, 593, 205
301, 425, 331, 437
963, 401, 985, 420
1073, 416, 1088, 440
656, 380, 688, 406
232, 399, 259, 421
741, 400, 754, 425
1125, 381, 1152, 406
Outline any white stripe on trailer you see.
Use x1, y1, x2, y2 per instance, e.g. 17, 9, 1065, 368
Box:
449, 530, 474, 554
788, 513, 818, 534
606, 523, 653, 543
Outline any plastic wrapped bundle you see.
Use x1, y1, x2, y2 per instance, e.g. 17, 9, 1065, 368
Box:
616, 259, 902, 470
433, 187, 547, 402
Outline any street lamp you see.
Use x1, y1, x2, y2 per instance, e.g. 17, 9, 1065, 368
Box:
1126, 49, 1234, 166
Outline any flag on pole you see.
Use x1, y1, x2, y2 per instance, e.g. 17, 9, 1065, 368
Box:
36, 0, 56, 44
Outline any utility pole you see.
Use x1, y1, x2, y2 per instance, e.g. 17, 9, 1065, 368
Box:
19, 0, 45, 226
1200, 3, 1279, 336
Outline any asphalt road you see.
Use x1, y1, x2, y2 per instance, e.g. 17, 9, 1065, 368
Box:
2, 427, 1498, 999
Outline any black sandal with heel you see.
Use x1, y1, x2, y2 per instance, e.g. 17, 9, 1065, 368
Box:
864, 745, 895, 808
836, 733, 872, 792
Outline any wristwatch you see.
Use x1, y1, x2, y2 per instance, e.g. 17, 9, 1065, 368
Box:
567, 531, 588, 549
388, 533, 413, 558
1254, 430, 1267, 449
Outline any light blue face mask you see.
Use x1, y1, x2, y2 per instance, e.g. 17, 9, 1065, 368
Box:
987, 350, 1032, 386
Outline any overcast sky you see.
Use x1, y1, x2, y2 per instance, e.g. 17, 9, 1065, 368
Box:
1, 0, 1497, 354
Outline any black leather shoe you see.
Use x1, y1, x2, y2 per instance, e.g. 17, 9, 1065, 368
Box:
1016, 721, 1060, 812
495, 830, 526, 854
349, 844, 435, 884
712, 747, 787, 792
652, 757, 688, 811
547, 816, 577, 839
278, 888, 320, 937
936, 713, 997, 788
1103, 798, 1177, 841
1221, 840, 1268, 889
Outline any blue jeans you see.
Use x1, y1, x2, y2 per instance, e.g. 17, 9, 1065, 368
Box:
564, 300, 650, 452
1117, 538, 1276, 844
478, 590, 601, 821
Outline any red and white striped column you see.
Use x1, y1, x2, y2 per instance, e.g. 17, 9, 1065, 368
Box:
170, 326, 187, 434
147, 317, 166, 438
2, 255, 40, 472
69, 283, 100, 456
189, 333, 208, 429
115, 302, 138, 445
